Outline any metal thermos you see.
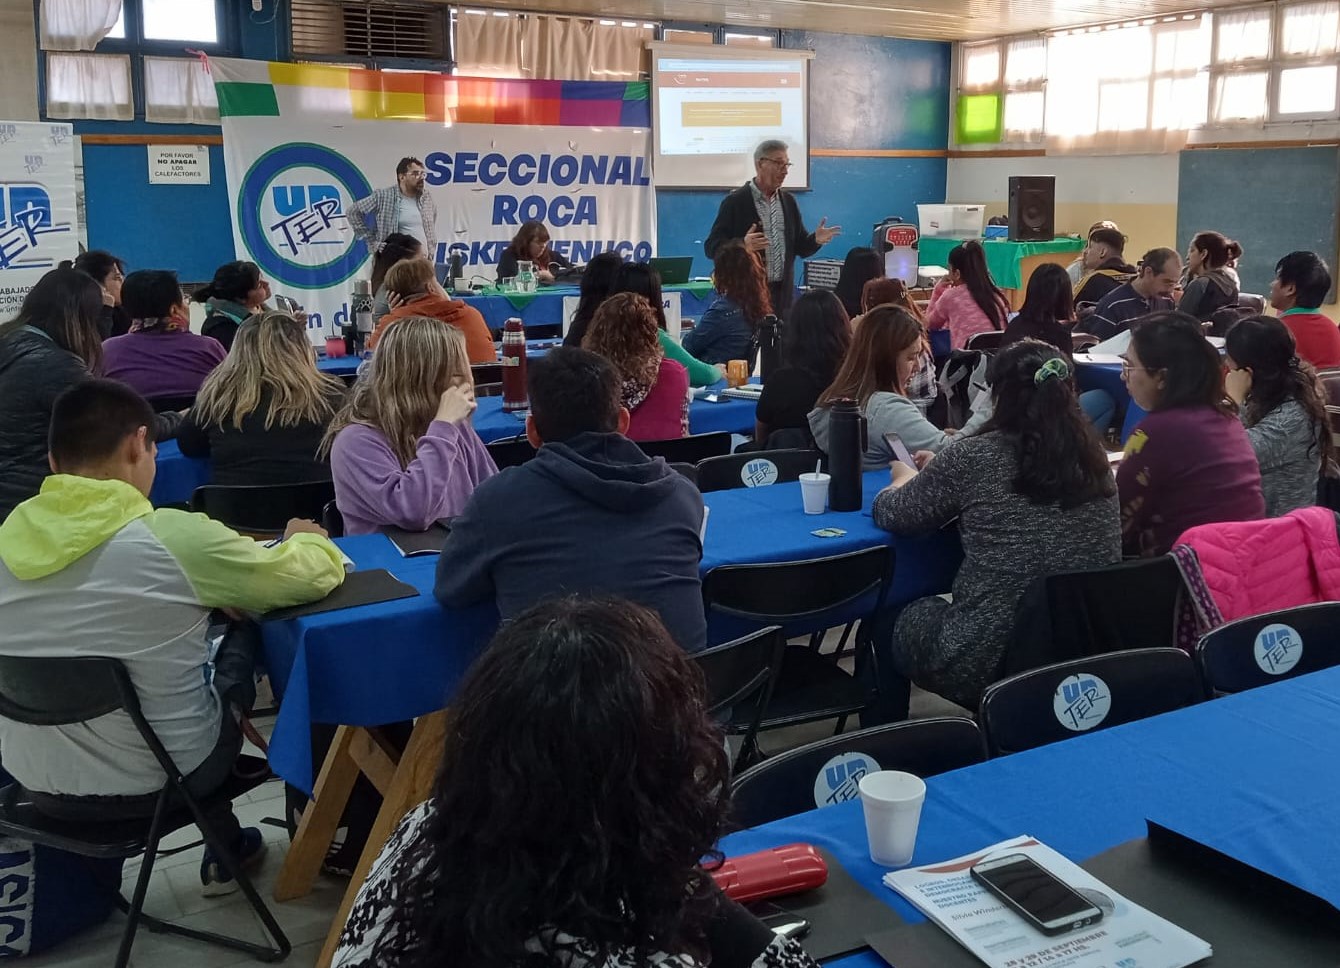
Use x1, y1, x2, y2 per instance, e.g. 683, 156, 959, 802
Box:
757, 314, 782, 381
827, 398, 866, 512
501, 317, 529, 412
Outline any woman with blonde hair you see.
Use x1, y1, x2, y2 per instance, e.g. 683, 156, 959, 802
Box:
325, 317, 497, 535
179, 311, 347, 485
584, 292, 689, 441
809, 305, 953, 468
368, 257, 494, 363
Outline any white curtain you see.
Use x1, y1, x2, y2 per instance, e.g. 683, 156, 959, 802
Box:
454, 10, 523, 78
1214, 7, 1272, 64
45, 52, 132, 120
40, 0, 122, 51
144, 56, 219, 124
1279, 1, 1340, 57
456, 11, 650, 81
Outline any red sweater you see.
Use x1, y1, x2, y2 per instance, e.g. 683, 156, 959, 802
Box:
1280, 310, 1340, 369
626, 358, 689, 442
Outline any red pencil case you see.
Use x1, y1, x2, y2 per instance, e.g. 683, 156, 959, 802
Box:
711, 843, 829, 903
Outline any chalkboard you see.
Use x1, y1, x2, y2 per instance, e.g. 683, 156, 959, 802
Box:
1176, 146, 1339, 301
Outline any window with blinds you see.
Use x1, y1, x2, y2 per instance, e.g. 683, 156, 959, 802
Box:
291, 0, 450, 61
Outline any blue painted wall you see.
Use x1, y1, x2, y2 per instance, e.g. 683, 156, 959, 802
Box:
70, 23, 950, 284
658, 30, 951, 277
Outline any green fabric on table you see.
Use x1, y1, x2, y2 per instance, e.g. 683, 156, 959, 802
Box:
679, 280, 716, 299
475, 287, 543, 311
917, 236, 1084, 289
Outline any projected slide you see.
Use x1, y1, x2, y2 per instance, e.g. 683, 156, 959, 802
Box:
651, 48, 810, 189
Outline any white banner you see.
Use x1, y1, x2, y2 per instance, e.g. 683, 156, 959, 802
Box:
216, 119, 655, 342
0, 122, 78, 319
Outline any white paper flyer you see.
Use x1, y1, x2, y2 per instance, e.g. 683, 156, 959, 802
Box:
883, 836, 1212, 968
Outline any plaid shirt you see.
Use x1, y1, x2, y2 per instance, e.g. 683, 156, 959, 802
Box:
349, 186, 438, 259
749, 179, 787, 283
907, 348, 938, 412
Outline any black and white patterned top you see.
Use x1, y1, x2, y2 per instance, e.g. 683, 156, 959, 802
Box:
749, 180, 787, 283
332, 803, 820, 968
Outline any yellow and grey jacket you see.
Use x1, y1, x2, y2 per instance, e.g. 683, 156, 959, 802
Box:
0, 475, 344, 797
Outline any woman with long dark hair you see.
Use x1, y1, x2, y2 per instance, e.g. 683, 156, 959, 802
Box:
61, 249, 129, 338
684, 239, 771, 366
833, 246, 884, 319
872, 338, 1120, 713
1225, 315, 1331, 516
496, 219, 573, 284
1003, 263, 1116, 436
1118, 312, 1264, 556
584, 293, 689, 441
193, 260, 269, 351
562, 251, 624, 349
810, 305, 953, 466
609, 263, 721, 388
0, 267, 105, 520
369, 233, 427, 323
1179, 231, 1242, 322
331, 597, 816, 968
755, 289, 850, 445
926, 240, 1009, 349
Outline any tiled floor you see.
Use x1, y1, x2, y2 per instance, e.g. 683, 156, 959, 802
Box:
31, 664, 968, 967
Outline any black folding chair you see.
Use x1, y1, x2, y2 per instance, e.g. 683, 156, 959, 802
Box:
668, 462, 698, 485
965, 331, 1004, 353
1004, 556, 1184, 676
639, 432, 732, 464
729, 718, 985, 828
693, 626, 785, 772
190, 479, 336, 535
146, 394, 197, 414
486, 435, 536, 469
0, 656, 288, 968
1196, 602, 1340, 695
702, 546, 892, 740
979, 648, 1206, 757
321, 499, 345, 538
695, 448, 824, 493
475, 382, 504, 398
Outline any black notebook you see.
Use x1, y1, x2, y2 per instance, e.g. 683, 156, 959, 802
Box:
262, 568, 420, 621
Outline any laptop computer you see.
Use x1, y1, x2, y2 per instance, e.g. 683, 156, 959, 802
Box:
648, 256, 693, 285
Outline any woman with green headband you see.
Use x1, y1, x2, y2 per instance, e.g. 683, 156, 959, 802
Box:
867, 338, 1121, 719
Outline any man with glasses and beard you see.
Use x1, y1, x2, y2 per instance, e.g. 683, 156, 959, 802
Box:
705, 140, 841, 317
350, 156, 439, 262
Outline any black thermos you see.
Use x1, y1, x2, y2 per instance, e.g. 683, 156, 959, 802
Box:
827, 398, 866, 512
757, 314, 782, 381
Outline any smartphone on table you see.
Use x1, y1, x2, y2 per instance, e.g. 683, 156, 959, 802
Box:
882, 432, 917, 470
970, 853, 1103, 936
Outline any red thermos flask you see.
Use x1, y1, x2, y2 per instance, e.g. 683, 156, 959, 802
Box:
501, 317, 528, 413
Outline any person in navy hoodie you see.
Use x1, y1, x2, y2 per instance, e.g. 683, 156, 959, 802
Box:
434, 347, 707, 652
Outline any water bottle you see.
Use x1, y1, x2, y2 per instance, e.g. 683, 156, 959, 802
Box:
827, 398, 867, 512
757, 314, 782, 382
352, 279, 374, 355
501, 317, 529, 412
448, 252, 464, 292
516, 260, 537, 294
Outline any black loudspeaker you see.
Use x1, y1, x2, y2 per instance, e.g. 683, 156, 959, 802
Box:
1008, 176, 1055, 241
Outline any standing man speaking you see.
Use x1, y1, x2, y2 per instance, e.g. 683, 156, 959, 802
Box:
704, 140, 840, 317
349, 156, 439, 260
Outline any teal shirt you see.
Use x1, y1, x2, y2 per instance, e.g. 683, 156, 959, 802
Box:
658, 330, 721, 388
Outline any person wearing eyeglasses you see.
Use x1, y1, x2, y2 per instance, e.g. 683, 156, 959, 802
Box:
349, 156, 439, 264
704, 139, 841, 318
1116, 312, 1263, 557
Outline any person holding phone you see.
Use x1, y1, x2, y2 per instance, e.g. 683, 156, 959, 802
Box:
869, 339, 1120, 718
323, 317, 497, 535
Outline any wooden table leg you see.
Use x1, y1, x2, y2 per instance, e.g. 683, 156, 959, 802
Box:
314, 709, 450, 968
273, 725, 362, 902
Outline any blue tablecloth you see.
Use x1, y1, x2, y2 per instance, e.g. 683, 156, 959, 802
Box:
315, 338, 560, 378
462, 283, 718, 332
261, 470, 961, 792
150, 440, 211, 507
472, 379, 759, 443
722, 666, 1340, 968
1074, 358, 1147, 444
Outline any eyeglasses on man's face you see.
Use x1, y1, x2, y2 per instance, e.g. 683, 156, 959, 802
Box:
761, 157, 792, 170
403, 169, 427, 179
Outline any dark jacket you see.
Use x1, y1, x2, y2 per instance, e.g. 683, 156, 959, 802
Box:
434, 431, 707, 652
1073, 258, 1136, 308
1178, 269, 1239, 322
98, 303, 132, 340
1077, 282, 1175, 341
683, 294, 756, 366
496, 247, 572, 282
0, 328, 87, 522
1001, 314, 1074, 356
705, 182, 819, 298
177, 386, 346, 487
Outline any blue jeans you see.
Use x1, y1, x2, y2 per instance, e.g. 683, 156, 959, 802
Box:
1079, 389, 1116, 437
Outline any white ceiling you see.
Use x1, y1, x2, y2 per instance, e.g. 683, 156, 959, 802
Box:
442, 0, 1244, 41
